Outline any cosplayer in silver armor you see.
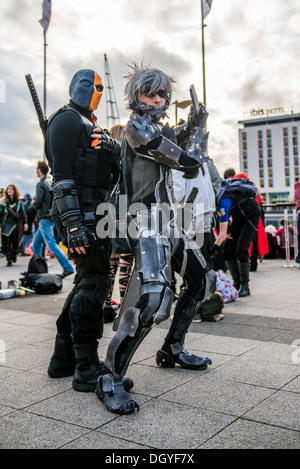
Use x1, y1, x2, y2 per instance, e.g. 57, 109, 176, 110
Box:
96, 65, 216, 414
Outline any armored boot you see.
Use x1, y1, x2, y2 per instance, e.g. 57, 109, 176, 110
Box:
156, 287, 212, 370
48, 333, 76, 378
96, 373, 139, 415
156, 343, 212, 370
226, 259, 241, 291
239, 262, 250, 297
72, 342, 134, 393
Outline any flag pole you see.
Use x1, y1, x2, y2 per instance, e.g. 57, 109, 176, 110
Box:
200, 0, 207, 109
43, 29, 47, 119
42, 29, 47, 160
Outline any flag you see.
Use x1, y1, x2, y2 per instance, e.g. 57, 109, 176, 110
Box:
39, 0, 51, 35
202, 0, 213, 20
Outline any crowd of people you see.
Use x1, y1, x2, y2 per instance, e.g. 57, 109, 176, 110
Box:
1, 65, 299, 416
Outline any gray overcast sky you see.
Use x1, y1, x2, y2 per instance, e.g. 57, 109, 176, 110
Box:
0, 0, 299, 195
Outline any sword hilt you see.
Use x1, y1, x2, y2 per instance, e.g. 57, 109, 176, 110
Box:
25, 74, 47, 138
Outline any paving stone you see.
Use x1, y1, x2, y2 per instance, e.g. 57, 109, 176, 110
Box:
243, 390, 300, 431
99, 398, 235, 449
160, 374, 276, 416
0, 370, 72, 408
200, 419, 300, 449
0, 410, 89, 449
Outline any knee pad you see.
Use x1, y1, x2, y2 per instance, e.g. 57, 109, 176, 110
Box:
77, 273, 111, 307
140, 283, 174, 325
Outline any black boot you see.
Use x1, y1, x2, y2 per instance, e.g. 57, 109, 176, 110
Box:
226, 259, 241, 291
72, 342, 134, 393
48, 333, 76, 378
239, 262, 250, 297
72, 342, 106, 392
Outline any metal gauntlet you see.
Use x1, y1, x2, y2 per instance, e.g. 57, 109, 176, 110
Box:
125, 114, 161, 148
148, 136, 182, 169
185, 125, 208, 166
52, 179, 82, 227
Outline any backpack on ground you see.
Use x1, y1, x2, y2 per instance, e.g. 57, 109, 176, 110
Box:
217, 178, 258, 205
20, 254, 62, 294
198, 291, 225, 322
20, 272, 63, 294
27, 254, 48, 274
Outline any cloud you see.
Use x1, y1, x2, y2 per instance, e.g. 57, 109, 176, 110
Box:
0, 0, 300, 194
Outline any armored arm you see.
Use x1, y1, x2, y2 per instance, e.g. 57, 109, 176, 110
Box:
125, 114, 199, 177
52, 179, 90, 253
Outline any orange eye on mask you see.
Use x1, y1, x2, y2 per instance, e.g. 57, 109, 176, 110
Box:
89, 73, 104, 111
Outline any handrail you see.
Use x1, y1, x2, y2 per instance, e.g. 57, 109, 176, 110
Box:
262, 203, 295, 209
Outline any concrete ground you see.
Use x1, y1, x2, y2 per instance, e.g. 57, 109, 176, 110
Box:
0, 254, 299, 449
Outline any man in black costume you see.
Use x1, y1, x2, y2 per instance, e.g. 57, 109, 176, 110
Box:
46, 69, 132, 393
95, 65, 216, 415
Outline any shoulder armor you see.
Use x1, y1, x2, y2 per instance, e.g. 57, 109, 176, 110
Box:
125, 113, 160, 148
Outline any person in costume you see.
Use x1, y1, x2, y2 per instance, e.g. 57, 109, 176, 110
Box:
0, 184, 28, 266
46, 69, 133, 394
95, 64, 216, 415
211, 173, 261, 297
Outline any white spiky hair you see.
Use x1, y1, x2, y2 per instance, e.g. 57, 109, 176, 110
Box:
124, 63, 175, 109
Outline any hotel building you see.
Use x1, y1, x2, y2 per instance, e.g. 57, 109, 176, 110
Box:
238, 109, 300, 204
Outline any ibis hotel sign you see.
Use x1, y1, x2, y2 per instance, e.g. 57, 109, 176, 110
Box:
250, 107, 284, 117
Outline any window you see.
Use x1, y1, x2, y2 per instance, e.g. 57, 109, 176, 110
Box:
241, 132, 248, 172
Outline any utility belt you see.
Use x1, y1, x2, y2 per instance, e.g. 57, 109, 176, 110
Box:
77, 185, 110, 228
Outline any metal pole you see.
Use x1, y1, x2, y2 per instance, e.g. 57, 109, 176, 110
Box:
43, 31, 47, 118
200, 1, 207, 109
43, 30, 47, 160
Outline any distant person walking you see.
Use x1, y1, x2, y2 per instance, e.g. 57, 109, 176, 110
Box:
32, 160, 74, 277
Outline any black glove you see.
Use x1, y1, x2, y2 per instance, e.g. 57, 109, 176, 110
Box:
98, 131, 121, 156
188, 104, 208, 129
161, 123, 176, 143
67, 222, 90, 251
209, 243, 220, 258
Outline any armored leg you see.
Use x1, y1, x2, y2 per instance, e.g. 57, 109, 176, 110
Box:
156, 237, 215, 370
98, 213, 174, 414
48, 286, 77, 378
70, 273, 110, 391
104, 230, 174, 377
69, 273, 111, 343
